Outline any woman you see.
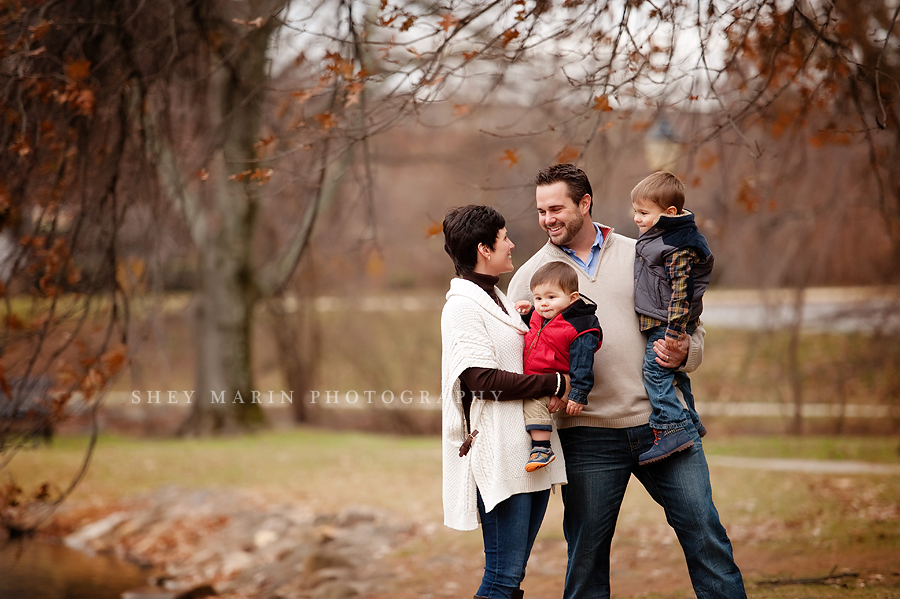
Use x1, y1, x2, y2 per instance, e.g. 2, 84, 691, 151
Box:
440, 205, 568, 599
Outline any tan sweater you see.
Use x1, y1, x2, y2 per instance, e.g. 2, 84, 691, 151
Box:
507, 225, 704, 429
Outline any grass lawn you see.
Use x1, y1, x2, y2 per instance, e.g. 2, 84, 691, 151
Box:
6, 429, 900, 598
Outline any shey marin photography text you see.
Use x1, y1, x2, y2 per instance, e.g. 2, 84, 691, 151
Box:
128, 389, 485, 405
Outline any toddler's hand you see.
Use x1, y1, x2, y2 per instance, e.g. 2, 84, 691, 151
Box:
514, 300, 532, 315
566, 400, 584, 416
664, 334, 685, 352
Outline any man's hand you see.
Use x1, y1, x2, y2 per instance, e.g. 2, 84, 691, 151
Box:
514, 300, 532, 315
566, 400, 584, 415
654, 334, 689, 368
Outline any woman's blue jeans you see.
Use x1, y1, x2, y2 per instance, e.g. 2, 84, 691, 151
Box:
558, 424, 746, 599
476, 488, 551, 598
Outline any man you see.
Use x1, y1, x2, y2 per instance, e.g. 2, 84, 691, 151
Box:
507, 164, 746, 598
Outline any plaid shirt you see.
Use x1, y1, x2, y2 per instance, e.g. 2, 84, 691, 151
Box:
639, 248, 698, 341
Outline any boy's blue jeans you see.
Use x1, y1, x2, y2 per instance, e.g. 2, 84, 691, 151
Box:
643, 325, 701, 431
475, 488, 550, 598
559, 424, 746, 598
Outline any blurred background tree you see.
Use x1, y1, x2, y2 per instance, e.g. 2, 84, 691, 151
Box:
1, 0, 897, 456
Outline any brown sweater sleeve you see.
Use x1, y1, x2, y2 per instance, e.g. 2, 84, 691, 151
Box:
460, 367, 558, 400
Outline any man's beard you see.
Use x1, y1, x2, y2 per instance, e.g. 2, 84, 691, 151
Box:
547, 211, 583, 246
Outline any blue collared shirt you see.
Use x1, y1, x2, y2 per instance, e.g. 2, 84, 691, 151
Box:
560, 223, 603, 276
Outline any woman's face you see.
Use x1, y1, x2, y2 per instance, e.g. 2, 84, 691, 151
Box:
484, 227, 515, 276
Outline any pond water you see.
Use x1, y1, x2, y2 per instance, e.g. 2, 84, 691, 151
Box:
0, 540, 149, 599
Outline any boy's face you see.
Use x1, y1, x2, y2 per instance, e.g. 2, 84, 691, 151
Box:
532, 282, 579, 320
632, 197, 677, 235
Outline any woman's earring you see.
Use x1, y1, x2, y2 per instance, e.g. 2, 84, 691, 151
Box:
488, 254, 491, 261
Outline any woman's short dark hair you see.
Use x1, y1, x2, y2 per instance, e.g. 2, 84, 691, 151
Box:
442, 205, 506, 276
534, 163, 593, 215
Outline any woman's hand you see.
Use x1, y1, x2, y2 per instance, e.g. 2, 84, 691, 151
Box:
654, 334, 689, 368
548, 396, 567, 414
514, 300, 532, 315
548, 374, 571, 414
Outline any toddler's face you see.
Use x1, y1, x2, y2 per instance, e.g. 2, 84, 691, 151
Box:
632, 197, 677, 235
531, 282, 578, 320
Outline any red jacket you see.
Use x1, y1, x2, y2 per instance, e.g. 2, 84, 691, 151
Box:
523, 296, 602, 375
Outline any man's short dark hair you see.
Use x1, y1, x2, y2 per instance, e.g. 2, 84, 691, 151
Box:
442, 205, 506, 276
533, 163, 593, 215
530, 261, 579, 295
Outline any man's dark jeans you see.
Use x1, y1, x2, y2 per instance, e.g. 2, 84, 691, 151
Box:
559, 424, 746, 599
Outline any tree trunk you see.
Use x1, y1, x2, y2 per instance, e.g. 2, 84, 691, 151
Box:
786, 287, 805, 436
180, 242, 262, 433
179, 16, 275, 433
266, 292, 319, 423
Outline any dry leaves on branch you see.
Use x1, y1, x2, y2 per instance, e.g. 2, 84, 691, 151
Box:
500, 149, 519, 167
593, 95, 613, 111
228, 168, 274, 184
439, 14, 459, 32
232, 16, 265, 28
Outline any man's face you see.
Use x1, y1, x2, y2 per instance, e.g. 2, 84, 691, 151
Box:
536, 181, 587, 247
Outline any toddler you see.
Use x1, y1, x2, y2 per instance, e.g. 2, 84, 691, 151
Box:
515, 261, 602, 472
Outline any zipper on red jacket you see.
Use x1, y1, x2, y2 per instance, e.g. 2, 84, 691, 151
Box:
524, 316, 554, 365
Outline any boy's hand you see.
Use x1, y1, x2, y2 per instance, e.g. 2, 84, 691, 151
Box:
664, 335, 684, 352
565, 400, 584, 415
514, 300, 532, 315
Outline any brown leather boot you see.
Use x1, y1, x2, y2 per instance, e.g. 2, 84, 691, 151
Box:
512, 591, 524, 599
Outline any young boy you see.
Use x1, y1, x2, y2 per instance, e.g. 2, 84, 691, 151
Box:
514, 261, 602, 472
631, 171, 714, 465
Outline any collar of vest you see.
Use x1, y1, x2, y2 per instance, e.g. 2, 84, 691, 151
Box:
646, 210, 696, 235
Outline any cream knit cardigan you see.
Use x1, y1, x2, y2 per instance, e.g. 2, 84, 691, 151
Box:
441, 278, 567, 531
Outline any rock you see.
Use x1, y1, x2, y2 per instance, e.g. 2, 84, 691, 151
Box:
253, 529, 279, 549
305, 549, 353, 573
310, 581, 359, 599
310, 566, 353, 586
335, 506, 377, 528
174, 584, 217, 599
53, 487, 407, 599
121, 587, 177, 599
313, 524, 337, 544
285, 507, 315, 526
222, 550, 254, 575
112, 517, 150, 540
65, 512, 129, 551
